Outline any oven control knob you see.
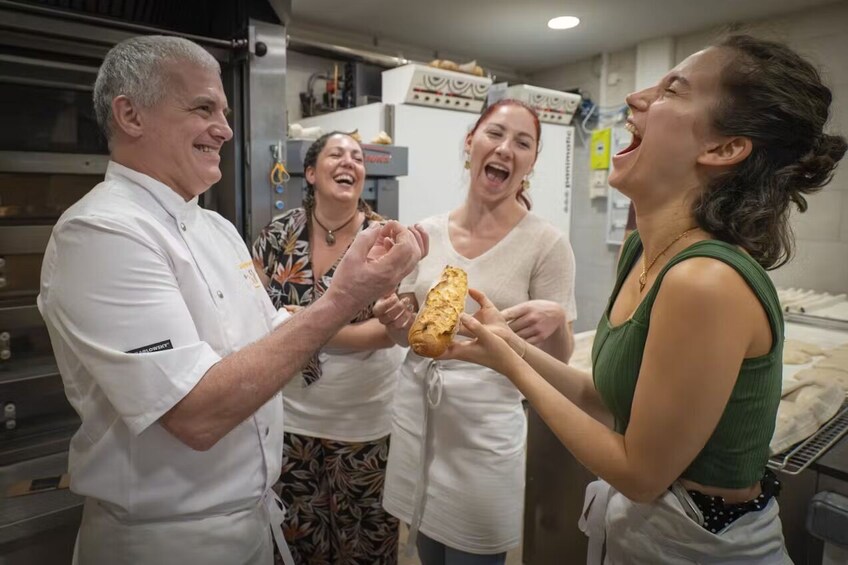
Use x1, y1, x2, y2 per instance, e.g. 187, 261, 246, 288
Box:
0, 332, 9, 361
0, 277, 5, 288
3, 403, 15, 429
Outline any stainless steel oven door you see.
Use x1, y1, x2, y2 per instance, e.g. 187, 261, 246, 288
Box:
0, 154, 107, 466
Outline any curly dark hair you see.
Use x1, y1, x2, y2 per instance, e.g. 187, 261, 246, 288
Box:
301, 131, 378, 219
694, 34, 847, 269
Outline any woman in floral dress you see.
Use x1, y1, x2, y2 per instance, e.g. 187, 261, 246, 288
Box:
253, 131, 405, 564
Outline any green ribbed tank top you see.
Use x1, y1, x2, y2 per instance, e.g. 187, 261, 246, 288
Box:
591, 232, 784, 488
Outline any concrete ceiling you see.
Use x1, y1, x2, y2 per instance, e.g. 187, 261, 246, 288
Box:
290, 0, 840, 72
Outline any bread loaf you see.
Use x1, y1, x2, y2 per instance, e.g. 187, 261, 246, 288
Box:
408, 265, 468, 358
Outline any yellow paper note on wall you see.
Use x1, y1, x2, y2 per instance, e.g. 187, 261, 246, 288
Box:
591, 128, 611, 170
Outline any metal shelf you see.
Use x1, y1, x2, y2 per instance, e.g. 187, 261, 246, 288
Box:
769, 398, 848, 475
784, 311, 848, 332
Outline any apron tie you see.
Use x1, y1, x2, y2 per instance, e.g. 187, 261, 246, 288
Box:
578, 479, 613, 565
405, 359, 444, 557
263, 489, 295, 565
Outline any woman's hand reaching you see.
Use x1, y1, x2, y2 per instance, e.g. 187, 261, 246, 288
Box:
442, 288, 525, 375
373, 292, 417, 346
373, 293, 416, 331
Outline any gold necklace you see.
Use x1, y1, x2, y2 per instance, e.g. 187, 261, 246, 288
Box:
639, 227, 699, 292
312, 209, 359, 246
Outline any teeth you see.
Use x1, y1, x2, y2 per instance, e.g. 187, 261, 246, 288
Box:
196, 145, 215, 153
624, 122, 640, 137
334, 174, 354, 184
487, 163, 509, 173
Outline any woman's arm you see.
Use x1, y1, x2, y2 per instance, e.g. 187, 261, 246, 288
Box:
547, 321, 575, 363
465, 290, 608, 423
325, 318, 395, 351
502, 300, 574, 362
513, 229, 578, 362
455, 260, 764, 502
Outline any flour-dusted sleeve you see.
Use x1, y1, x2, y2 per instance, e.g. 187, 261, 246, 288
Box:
39, 216, 221, 435
530, 231, 577, 322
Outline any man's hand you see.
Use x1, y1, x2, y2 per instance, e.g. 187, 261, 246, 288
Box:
328, 222, 428, 315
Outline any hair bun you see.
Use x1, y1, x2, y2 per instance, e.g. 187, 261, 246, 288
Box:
814, 132, 848, 161
791, 132, 848, 191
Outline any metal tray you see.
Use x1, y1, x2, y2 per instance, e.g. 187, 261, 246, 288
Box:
769, 398, 848, 475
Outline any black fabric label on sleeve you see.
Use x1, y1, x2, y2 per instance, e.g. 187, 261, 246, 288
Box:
127, 339, 173, 354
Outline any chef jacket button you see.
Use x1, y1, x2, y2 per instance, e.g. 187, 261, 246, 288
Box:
217, 290, 224, 298
180, 222, 187, 231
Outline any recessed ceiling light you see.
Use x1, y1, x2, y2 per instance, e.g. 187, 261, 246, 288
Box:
548, 16, 580, 30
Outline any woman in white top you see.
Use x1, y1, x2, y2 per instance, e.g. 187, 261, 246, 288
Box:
374, 99, 577, 564
252, 132, 406, 564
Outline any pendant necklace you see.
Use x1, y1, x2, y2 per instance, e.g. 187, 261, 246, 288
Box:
313, 210, 359, 246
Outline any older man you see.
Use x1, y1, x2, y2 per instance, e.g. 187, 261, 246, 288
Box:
37, 35, 425, 565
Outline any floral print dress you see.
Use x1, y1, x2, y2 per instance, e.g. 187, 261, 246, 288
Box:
253, 207, 399, 565
253, 207, 378, 385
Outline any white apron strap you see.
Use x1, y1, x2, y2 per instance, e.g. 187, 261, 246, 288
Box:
264, 489, 295, 565
578, 479, 613, 565
405, 359, 444, 557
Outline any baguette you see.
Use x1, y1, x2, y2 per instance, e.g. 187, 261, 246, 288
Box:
408, 266, 468, 358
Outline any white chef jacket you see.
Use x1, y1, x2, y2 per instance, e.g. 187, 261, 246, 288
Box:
38, 162, 290, 562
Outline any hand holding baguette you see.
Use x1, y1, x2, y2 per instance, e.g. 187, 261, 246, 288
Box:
408, 265, 468, 357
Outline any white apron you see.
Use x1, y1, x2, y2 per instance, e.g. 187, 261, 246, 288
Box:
73, 490, 294, 565
579, 480, 792, 564
383, 356, 526, 555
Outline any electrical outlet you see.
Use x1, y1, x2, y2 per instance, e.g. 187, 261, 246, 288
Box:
590, 169, 608, 199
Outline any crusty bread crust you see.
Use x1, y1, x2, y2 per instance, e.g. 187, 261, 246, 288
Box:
408, 266, 468, 358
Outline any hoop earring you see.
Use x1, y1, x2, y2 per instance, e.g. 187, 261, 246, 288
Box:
521, 178, 531, 191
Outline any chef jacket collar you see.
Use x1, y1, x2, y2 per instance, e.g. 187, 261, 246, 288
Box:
105, 160, 201, 221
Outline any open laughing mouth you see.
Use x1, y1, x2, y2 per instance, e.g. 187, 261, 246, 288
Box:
484, 162, 510, 184
617, 121, 642, 156
333, 173, 355, 186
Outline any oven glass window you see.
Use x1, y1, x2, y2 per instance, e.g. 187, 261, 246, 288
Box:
0, 173, 99, 224
0, 83, 107, 154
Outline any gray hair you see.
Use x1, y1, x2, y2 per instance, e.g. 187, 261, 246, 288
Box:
93, 35, 220, 142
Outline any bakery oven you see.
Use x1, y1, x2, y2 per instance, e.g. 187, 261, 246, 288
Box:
0, 28, 110, 564
0, 43, 108, 468
0, 2, 289, 562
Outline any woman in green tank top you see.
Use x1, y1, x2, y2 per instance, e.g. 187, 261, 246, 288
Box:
444, 35, 846, 563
